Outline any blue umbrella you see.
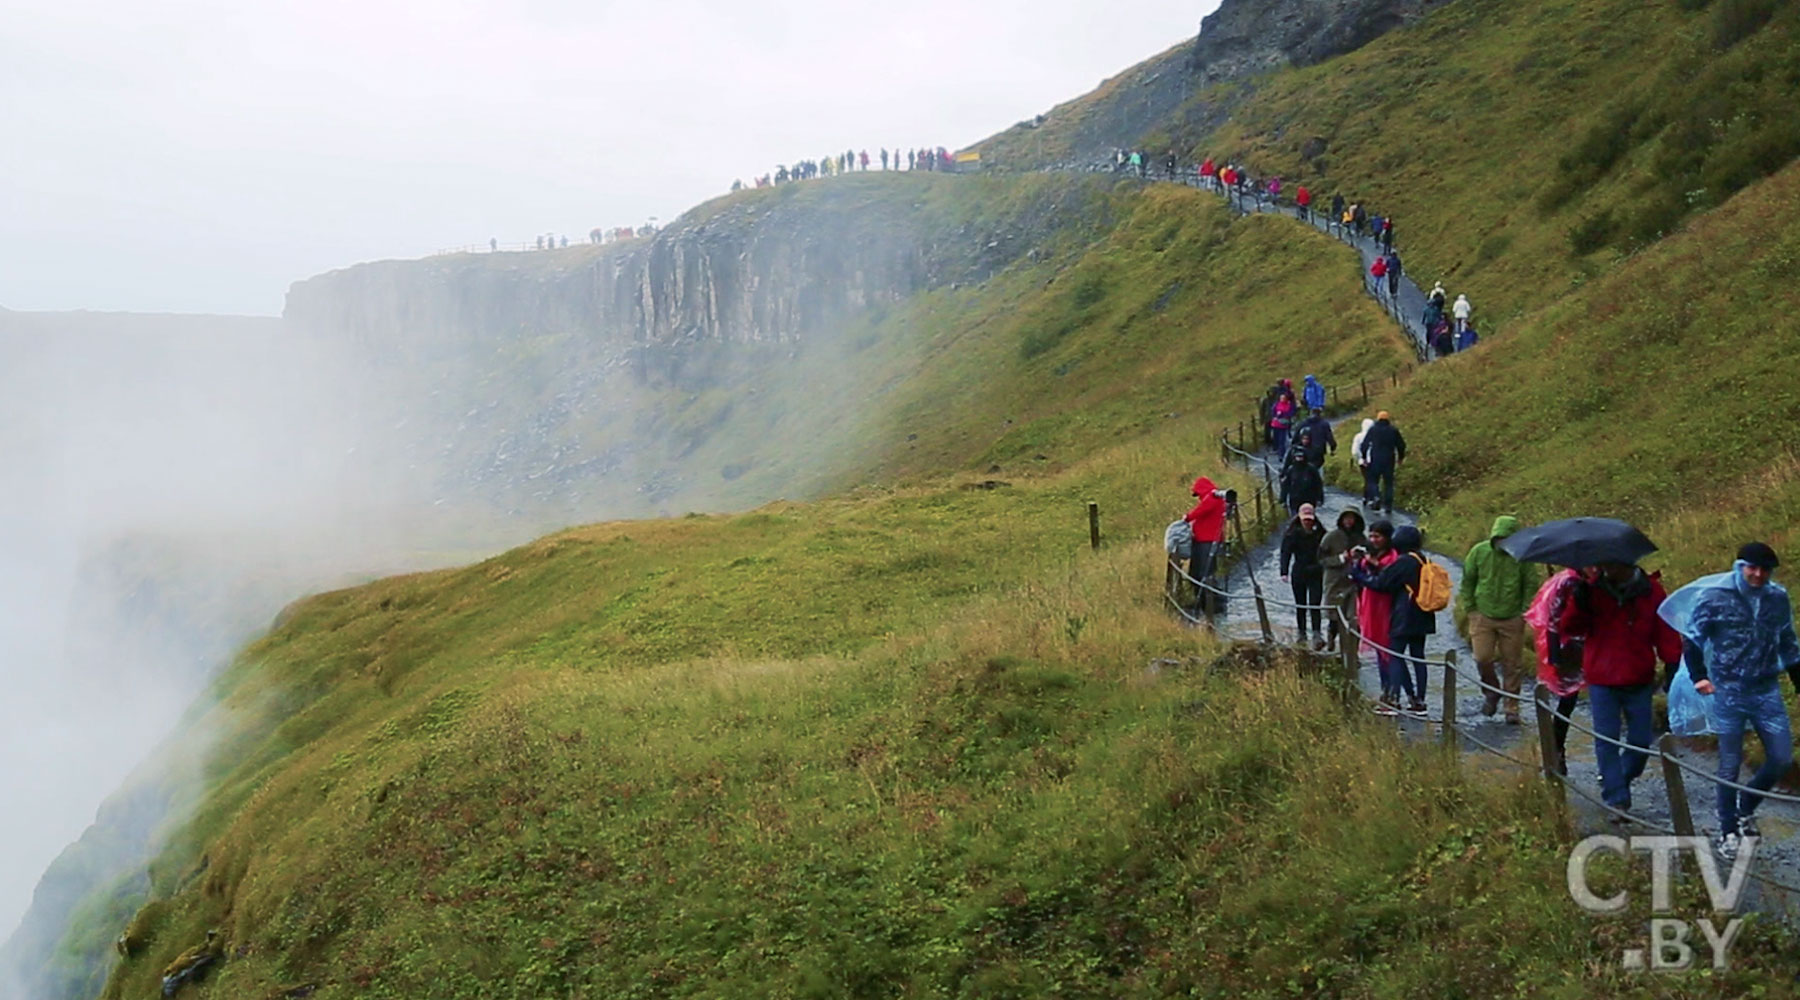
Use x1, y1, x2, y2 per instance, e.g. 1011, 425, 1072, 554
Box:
1496, 517, 1657, 567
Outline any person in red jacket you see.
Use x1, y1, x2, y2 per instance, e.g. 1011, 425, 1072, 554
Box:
1559, 562, 1684, 812
1185, 476, 1230, 592
1200, 157, 1217, 191
1295, 184, 1312, 223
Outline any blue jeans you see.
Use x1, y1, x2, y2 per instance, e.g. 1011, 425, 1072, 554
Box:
1714, 676, 1794, 832
1589, 683, 1654, 809
1375, 637, 1425, 703
1271, 426, 1289, 459
1369, 462, 1395, 510
1395, 635, 1426, 703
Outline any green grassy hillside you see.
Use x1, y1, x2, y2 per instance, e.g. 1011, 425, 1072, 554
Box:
1369, 157, 1800, 571
88, 168, 1800, 996
56, 0, 1800, 993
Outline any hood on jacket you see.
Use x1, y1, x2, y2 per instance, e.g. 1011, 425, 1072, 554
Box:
1392, 525, 1423, 552
1491, 515, 1521, 540
1336, 506, 1365, 533
1359, 418, 1375, 433
1192, 476, 1215, 497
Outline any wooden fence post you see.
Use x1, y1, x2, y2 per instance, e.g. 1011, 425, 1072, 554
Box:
1441, 651, 1458, 750
1534, 686, 1561, 790
1238, 423, 1247, 455
1360, 378, 1368, 405
1658, 734, 1696, 838
1088, 502, 1101, 551
1253, 489, 1263, 526
1339, 611, 1359, 702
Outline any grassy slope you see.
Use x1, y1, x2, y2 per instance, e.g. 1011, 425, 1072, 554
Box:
88, 180, 1767, 999
1380, 158, 1800, 575
79, 0, 1800, 991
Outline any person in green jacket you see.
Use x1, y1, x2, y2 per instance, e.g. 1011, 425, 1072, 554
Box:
1462, 515, 1539, 723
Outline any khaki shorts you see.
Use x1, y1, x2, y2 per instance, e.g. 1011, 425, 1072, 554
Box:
1469, 611, 1525, 666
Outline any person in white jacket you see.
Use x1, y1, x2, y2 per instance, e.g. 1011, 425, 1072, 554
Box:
1351, 418, 1376, 507
1453, 293, 1472, 334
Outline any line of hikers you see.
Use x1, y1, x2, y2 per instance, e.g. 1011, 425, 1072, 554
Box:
1177, 484, 1800, 862
1144, 151, 1495, 360
1258, 377, 1407, 515
752, 147, 953, 188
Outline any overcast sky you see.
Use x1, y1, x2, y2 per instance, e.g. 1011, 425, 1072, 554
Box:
3, 0, 1220, 316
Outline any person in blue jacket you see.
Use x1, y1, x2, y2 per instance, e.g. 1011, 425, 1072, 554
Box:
1661, 542, 1800, 861
1302, 374, 1327, 412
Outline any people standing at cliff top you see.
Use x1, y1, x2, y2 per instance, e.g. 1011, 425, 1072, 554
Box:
880, 148, 889, 170
535, 235, 544, 250
1453, 293, 1473, 334
490, 237, 499, 252
908, 149, 916, 170
860, 150, 870, 170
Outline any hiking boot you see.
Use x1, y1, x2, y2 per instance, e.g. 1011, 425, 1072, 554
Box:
1739, 816, 1762, 839
1716, 832, 1742, 862
1481, 692, 1500, 717
1313, 637, 1328, 651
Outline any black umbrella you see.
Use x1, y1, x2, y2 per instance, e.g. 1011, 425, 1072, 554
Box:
1496, 517, 1657, 567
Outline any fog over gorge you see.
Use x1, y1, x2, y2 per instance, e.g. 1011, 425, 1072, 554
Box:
1, 1, 1218, 994
0, 309, 446, 932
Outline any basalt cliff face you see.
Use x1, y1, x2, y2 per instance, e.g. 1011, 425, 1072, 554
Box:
282, 174, 1104, 515
286, 175, 1075, 384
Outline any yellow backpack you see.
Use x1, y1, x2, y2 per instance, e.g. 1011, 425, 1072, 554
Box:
1408, 553, 1452, 613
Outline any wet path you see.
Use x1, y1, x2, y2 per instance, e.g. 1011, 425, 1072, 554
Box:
1204, 439, 1800, 916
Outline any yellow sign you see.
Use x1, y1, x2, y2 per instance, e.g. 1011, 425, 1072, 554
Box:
954, 151, 981, 163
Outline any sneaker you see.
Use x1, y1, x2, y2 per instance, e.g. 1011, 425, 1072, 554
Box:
1739, 816, 1761, 839
1313, 638, 1328, 651
1406, 700, 1428, 716
1716, 831, 1742, 862
1375, 695, 1401, 716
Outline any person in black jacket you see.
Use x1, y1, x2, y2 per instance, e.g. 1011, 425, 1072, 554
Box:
1279, 449, 1324, 515
1296, 409, 1336, 468
1349, 524, 1438, 714
1280, 504, 1329, 646
1358, 411, 1408, 513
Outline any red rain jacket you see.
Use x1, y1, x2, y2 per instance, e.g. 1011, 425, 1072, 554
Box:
1558, 571, 1682, 687
1185, 477, 1228, 544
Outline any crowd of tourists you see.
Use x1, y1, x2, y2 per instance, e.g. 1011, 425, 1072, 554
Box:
1181, 455, 1797, 861
739, 147, 956, 190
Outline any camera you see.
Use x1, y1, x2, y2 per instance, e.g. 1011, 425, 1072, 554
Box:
1214, 488, 1238, 504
